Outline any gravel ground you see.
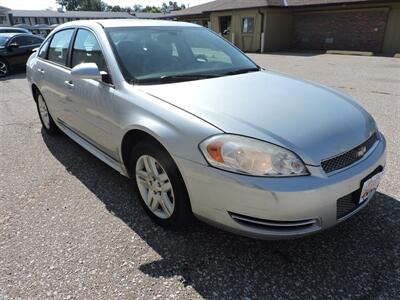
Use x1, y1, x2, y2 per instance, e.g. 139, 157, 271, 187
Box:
0, 53, 399, 299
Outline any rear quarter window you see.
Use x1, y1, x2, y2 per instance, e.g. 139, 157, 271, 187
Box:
27, 36, 44, 45
38, 39, 50, 59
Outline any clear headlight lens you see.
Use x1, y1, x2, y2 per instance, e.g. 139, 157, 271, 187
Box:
199, 135, 308, 177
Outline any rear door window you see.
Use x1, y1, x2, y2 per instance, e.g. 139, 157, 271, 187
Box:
48, 29, 74, 66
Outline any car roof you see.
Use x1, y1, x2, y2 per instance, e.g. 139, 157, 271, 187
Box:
0, 32, 22, 38
0, 32, 42, 38
57, 19, 199, 29
0, 27, 28, 30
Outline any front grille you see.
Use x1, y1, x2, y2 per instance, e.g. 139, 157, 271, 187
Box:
321, 132, 378, 174
229, 212, 319, 232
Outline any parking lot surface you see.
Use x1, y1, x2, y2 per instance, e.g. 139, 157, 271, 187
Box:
1, 53, 399, 299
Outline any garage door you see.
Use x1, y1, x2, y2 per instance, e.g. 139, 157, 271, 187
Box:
292, 9, 389, 53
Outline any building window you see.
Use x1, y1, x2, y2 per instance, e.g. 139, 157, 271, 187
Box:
37, 17, 46, 24
219, 16, 231, 35
0, 16, 7, 25
13, 17, 23, 24
242, 17, 254, 33
49, 17, 58, 25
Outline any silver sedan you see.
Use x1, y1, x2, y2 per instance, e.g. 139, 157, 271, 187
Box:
26, 20, 386, 239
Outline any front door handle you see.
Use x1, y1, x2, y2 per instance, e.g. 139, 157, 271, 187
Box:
64, 80, 74, 88
37, 68, 45, 74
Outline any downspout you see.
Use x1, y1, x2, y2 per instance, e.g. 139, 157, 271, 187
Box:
8, 13, 14, 26
258, 10, 265, 53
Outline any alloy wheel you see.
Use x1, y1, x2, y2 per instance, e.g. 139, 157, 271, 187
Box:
0, 61, 7, 77
135, 155, 175, 219
38, 95, 50, 129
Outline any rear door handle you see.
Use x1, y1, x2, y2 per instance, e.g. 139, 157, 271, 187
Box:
64, 80, 74, 88
37, 68, 45, 74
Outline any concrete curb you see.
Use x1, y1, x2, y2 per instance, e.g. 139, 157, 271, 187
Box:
326, 50, 374, 56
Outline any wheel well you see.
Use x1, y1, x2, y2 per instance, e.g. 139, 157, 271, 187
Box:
121, 129, 166, 175
31, 84, 39, 102
121, 129, 192, 213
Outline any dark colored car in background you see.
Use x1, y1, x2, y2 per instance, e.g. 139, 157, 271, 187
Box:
0, 33, 43, 77
0, 27, 31, 34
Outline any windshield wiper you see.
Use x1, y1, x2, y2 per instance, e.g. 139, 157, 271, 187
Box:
221, 67, 260, 76
137, 73, 221, 84
133, 68, 260, 85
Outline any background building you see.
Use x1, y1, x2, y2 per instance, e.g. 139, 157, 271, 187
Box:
162, 0, 400, 56
0, 6, 162, 36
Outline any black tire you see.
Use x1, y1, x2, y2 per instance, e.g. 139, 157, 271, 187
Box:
35, 92, 61, 135
0, 58, 9, 77
130, 139, 192, 229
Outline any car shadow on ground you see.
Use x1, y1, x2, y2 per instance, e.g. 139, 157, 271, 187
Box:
257, 51, 325, 57
42, 131, 400, 299
0, 70, 26, 81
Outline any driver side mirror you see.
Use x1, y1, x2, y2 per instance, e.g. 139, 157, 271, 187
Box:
8, 42, 19, 49
71, 63, 101, 81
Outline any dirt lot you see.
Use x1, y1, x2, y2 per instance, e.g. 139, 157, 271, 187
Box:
1, 53, 399, 299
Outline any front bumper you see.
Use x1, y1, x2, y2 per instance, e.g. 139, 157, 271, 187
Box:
174, 135, 387, 239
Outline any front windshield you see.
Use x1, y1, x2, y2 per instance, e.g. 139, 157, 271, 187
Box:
0, 36, 9, 47
105, 26, 259, 83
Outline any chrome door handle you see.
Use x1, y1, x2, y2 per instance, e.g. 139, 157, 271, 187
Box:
64, 80, 74, 88
37, 68, 45, 74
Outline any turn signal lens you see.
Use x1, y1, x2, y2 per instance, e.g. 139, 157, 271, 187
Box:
206, 142, 224, 163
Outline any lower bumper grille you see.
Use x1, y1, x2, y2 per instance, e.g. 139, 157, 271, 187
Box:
229, 212, 318, 232
336, 165, 383, 219
337, 193, 359, 219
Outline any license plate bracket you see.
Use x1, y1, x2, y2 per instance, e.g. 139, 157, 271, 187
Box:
358, 166, 384, 204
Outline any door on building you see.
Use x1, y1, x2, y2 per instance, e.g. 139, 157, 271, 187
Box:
218, 15, 231, 38
239, 15, 256, 52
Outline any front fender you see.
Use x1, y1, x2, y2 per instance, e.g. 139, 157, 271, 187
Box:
114, 83, 222, 166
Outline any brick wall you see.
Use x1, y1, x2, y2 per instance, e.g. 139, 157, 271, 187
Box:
292, 9, 389, 53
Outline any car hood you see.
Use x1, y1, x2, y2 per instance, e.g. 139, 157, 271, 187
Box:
137, 71, 377, 166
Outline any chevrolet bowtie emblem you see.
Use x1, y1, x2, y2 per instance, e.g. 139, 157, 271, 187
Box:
356, 146, 367, 158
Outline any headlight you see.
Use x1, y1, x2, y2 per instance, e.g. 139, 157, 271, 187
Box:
199, 135, 308, 177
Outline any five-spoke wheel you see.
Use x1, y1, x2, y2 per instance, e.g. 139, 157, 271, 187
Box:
35, 92, 60, 135
136, 155, 175, 219
130, 140, 192, 228
0, 59, 8, 77
38, 94, 51, 130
